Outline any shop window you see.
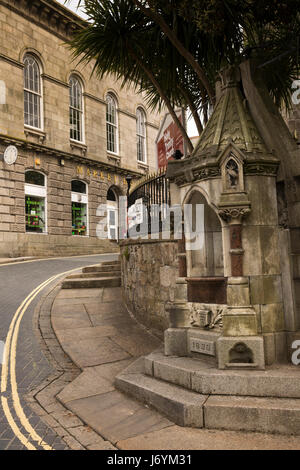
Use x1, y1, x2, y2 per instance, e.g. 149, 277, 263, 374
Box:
71, 180, 88, 236
106, 94, 118, 154
24, 54, 43, 129
25, 170, 46, 233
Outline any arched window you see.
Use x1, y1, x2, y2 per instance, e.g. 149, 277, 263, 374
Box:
69, 76, 84, 142
106, 94, 118, 154
24, 54, 42, 129
136, 108, 146, 163
25, 170, 46, 233
71, 180, 88, 236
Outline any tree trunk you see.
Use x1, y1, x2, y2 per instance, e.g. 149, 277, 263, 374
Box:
131, 0, 215, 105
177, 82, 203, 135
128, 46, 194, 154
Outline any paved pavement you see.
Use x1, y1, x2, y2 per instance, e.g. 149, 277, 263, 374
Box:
0, 253, 118, 450
48, 283, 300, 450
3, 255, 300, 450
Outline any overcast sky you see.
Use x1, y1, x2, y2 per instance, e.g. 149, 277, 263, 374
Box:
56, 0, 88, 18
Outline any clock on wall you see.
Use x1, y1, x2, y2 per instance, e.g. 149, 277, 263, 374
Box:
3, 145, 18, 165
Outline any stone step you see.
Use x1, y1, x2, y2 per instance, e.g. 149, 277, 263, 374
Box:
66, 271, 121, 279
61, 276, 121, 289
82, 264, 120, 273
145, 351, 300, 398
101, 260, 120, 266
204, 395, 300, 435
115, 359, 208, 427
116, 356, 300, 435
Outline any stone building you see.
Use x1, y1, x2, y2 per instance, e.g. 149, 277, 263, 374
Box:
0, 0, 161, 257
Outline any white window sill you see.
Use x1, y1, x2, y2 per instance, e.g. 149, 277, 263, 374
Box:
24, 126, 46, 143
70, 139, 87, 147
25, 231, 48, 235
107, 151, 120, 158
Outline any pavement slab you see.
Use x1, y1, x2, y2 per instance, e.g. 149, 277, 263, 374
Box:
117, 425, 300, 450
65, 390, 172, 444
56, 288, 103, 299
60, 336, 131, 368
84, 301, 127, 316
51, 310, 92, 331
57, 368, 115, 403
55, 325, 120, 344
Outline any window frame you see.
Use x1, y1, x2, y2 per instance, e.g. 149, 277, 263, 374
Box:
106, 93, 119, 155
25, 170, 47, 234
71, 179, 89, 237
23, 54, 43, 131
136, 107, 147, 164
69, 75, 85, 144
106, 187, 118, 241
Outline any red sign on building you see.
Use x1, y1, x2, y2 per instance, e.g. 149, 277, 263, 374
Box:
156, 110, 185, 169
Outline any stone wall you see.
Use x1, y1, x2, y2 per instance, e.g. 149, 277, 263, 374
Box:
0, 232, 119, 258
120, 239, 178, 333
0, 145, 123, 256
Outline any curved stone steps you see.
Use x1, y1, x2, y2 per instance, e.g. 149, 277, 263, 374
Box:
61, 276, 121, 289
144, 351, 300, 399
115, 353, 300, 435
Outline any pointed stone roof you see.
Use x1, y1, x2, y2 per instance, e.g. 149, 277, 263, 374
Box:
192, 66, 268, 158
166, 66, 279, 185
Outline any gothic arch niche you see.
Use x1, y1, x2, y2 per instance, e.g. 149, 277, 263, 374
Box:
185, 190, 224, 277
220, 151, 244, 193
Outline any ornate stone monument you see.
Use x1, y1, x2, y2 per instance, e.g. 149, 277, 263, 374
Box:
165, 65, 284, 369
116, 64, 300, 434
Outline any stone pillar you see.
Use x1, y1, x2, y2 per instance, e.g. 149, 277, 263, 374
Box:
177, 222, 187, 277
217, 206, 265, 369
165, 222, 190, 355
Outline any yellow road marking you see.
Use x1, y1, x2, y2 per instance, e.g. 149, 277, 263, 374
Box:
1, 267, 81, 450
0, 253, 118, 268
1, 276, 57, 394
1, 397, 35, 450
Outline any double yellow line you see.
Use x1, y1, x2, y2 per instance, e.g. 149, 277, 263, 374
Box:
1, 267, 80, 450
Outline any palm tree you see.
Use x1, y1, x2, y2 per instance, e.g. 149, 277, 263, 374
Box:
68, 0, 197, 152
68, 0, 300, 149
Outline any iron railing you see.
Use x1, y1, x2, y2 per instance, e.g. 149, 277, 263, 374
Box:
128, 169, 170, 234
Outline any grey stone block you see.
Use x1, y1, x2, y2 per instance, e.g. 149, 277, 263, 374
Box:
192, 367, 300, 398
263, 333, 276, 365
144, 356, 154, 376
164, 328, 188, 356
204, 395, 300, 435
217, 335, 265, 370
149, 351, 300, 398
61, 276, 121, 289
187, 329, 220, 364
83, 264, 121, 273
115, 371, 207, 427
274, 332, 288, 363
154, 359, 191, 389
